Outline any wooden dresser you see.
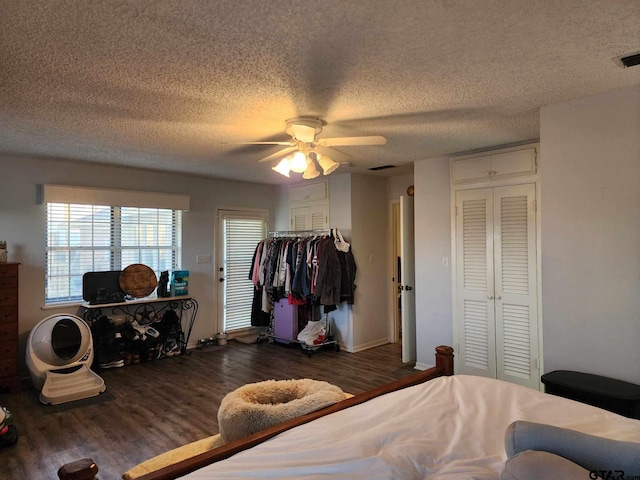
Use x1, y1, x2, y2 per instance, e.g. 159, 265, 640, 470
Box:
0, 263, 20, 393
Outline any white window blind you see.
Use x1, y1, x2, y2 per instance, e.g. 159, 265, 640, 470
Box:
46, 203, 182, 304
42, 184, 190, 210
222, 214, 266, 332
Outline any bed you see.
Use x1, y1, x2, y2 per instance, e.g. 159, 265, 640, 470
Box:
58, 346, 640, 479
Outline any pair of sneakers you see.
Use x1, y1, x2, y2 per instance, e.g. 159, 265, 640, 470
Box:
164, 338, 181, 357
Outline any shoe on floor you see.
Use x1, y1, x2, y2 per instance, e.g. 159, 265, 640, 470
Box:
99, 353, 125, 369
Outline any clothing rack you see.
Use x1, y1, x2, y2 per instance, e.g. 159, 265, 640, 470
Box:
268, 229, 330, 238
252, 227, 355, 355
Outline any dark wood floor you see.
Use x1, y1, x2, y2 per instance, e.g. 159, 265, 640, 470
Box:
0, 340, 415, 479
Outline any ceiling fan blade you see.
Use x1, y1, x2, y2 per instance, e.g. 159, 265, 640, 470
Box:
222, 141, 295, 146
317, 135, 387, 147
257, 146, 297, 163
291, 124, 317, 143
314, 145, 351, 162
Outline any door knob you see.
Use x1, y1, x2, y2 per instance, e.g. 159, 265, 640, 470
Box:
496, 295, 502, 300
488, 295, 493, 299
219, 278, 225, 283
405, 285, 413, 291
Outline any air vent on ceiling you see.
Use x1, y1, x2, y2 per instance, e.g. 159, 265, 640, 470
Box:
620, 52, 640, 68
368, 165, 395, 171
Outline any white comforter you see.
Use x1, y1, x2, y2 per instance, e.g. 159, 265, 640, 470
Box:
182, 375, 640, 479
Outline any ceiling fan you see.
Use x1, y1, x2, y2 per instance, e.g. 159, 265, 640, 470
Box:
229, 117, 387, 179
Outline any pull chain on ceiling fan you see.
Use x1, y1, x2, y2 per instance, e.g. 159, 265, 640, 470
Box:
226, 117, 386, 179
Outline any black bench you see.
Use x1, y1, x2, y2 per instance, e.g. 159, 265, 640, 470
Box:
541, 370, 640, 419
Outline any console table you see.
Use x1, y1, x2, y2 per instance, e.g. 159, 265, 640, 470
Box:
80, 296, 198, 355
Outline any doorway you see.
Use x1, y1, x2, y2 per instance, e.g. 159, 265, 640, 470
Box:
390, 200, 401, 343
216, 209, 268, 334
389, 196, 416, 363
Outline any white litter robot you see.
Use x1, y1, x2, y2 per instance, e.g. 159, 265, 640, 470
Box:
26, 314, 105, 405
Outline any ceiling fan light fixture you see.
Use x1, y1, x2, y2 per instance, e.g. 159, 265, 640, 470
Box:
289, 151, 308, 173
272, 157, 291, 177
318, 154, 340, 175
302, 160, 320, 179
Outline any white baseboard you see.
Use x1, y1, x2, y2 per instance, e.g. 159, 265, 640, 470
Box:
348, 338, 390, 353
414, 362, 434, 371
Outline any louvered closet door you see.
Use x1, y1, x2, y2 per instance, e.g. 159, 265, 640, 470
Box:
455, 188, 496, 378
290, 205, 328, 231
493, 184, 539, 389
291, 207, 309, 231
455, 184, 539, 388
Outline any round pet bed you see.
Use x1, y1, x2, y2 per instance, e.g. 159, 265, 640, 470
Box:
218, 379, 346, 443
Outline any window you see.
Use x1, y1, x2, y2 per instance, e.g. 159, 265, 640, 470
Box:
46, 203, 182, 304
218, 211, 267, 332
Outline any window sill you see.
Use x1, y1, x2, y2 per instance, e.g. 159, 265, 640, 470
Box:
41, 301, 83, 311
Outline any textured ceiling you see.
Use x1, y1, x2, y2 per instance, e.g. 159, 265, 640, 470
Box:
1, 1, 639, 185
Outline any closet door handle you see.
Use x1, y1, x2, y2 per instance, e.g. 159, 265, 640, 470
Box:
487, 295, 493, 299
495, 295, 501, 300
219, 278, 225, 283
405, 285, 413, 291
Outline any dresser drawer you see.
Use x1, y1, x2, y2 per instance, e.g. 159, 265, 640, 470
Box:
0, 274, 17, 289
0, 288, 17, 306
0, 323, 17, 340
0, 264, 18, 282
0, 307, 17, 324
0, 341, 17, 359
0, 358, 17, 377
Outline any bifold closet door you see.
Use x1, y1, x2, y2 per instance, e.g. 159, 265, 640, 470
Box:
455, 184, 539, 389
493, 184, 539, 389
455, 188, 496, 379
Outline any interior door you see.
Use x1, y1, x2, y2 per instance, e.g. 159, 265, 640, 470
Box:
455, 188, 496, 378
493, 184, 539, 389
400, 195, 416, 363
455, 184, 539, 388
216, 210, 267, 333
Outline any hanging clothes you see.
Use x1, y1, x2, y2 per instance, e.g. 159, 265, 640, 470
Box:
248, 240, 271, 326
248, 229, 356, 313
314, 237, 341, 306
338, 249, 357, 304
250, 287, 271, 326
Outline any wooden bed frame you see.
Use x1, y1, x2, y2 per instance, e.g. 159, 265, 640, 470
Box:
58, 345, 454, 480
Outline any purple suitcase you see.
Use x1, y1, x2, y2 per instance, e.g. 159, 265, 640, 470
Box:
273, 298, 298, 344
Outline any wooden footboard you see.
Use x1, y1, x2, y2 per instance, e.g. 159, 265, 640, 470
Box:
58, 345, 453, 480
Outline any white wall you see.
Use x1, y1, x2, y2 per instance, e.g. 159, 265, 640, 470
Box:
0, 155, 278, 373
540, 85, 640, 384
273, 185, 290, 231
387, 173, 414, 200
350, 174, 389, 351
413, 157, 453, 368
329, 173, 352, 237
327, 174, 354, 347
